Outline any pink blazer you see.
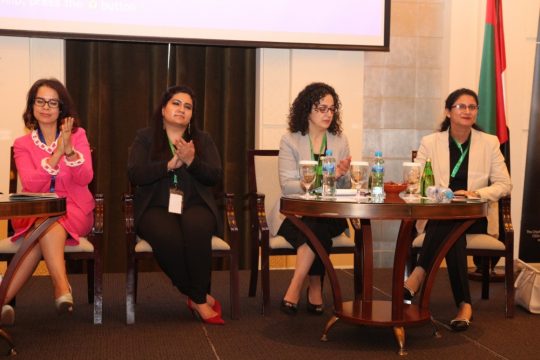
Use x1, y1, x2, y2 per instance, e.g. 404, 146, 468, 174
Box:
11, 128, 95, 244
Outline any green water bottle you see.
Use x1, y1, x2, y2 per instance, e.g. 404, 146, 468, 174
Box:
420, 158, 435, 197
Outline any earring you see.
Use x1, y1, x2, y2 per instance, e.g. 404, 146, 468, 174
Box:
188, 122, 191, 135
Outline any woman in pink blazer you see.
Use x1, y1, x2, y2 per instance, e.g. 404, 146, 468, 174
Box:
3, 78, 94, 324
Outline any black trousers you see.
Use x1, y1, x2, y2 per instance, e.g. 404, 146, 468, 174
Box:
278, 217, 348, 276
137, 205, 216, 304
417, 218, 487, 307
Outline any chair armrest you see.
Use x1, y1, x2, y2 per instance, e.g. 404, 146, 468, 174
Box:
122, 192, 135, 235
253, 193, 269, 233
223, 192, 239, 233
93, 194, 104, 234
499, 195, 513, 249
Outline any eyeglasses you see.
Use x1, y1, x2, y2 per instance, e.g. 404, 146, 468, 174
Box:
451, 104, 479, 112
34, 97, 61, 109
314, 105, 337, 114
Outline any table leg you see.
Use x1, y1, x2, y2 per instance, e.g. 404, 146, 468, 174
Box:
0, 215, 62, 353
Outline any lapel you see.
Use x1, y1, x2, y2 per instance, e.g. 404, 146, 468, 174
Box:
467, 129, 482, 187
435, 131, 450, 187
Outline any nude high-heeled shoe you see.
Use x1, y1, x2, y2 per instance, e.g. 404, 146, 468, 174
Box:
1, 305, 15, 326
55, 286, 74, 314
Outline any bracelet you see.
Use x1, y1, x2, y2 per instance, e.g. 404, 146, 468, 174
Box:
65, 149, 76, 158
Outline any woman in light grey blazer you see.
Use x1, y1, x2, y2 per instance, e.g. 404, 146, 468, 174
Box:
405, 88, 511, 331
269, 82, 351, 315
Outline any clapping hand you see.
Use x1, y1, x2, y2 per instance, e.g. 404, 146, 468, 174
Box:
336, 156, 352, 178
167, 137, 195, 171
60, 117, 75, 155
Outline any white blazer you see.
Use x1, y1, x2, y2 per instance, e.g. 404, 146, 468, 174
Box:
415, 128, 512, 237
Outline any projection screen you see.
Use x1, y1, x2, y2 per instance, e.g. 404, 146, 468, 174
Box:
0, 0, 390, 51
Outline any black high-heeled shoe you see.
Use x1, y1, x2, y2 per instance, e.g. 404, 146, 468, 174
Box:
280, 299, 298, 315
450, 315, 473, 332
306, 288, 324, 315
403, 285, 415, 304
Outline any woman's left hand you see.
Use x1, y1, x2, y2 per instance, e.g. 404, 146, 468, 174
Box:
174, 138, 195, 166
61, 117, 75, 154
336, 156, 352, 178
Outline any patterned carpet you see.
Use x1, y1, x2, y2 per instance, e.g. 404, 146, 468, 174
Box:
0, 268, 537, 359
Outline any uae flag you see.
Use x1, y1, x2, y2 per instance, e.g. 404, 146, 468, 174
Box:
478, 0, 509, 146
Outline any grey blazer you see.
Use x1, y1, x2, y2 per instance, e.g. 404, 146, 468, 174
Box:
268, 131, 351, 236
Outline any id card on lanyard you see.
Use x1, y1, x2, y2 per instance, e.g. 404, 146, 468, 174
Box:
168, 138, 183, 214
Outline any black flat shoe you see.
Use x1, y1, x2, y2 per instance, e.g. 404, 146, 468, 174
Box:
280, 299, 298, 315
450, 316, 473, 332
306, 288, 324, 315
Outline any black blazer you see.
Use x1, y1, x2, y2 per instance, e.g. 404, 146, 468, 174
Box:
127, 127, 223, 237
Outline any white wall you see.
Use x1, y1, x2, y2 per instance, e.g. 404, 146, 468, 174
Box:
255, 48, 364, 159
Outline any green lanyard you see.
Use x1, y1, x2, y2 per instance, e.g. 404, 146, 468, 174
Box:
450, 137, 470, 178
308, 132, 327, 161
167, 138, 179, 186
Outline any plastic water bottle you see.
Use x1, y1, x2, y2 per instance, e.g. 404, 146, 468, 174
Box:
322, 149, 336, 197
426, 186, 454, 203
420, 158, 435, 197
371, 151, 385, 203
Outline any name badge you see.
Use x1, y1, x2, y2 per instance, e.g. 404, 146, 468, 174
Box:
168, 188, 183, 214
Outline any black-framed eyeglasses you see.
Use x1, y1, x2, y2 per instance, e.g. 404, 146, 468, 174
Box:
34, 97, 61, 109
314, 105, 337, 114
451, 104, 479, 111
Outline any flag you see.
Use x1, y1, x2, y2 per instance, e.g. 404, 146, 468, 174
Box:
478, 0, 508, 144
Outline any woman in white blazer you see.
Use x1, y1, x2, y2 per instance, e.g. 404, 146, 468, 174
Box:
269, 82, 351, 315
405, 88, 511, 331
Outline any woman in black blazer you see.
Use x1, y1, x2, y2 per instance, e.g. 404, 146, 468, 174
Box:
128, 85, 224, 325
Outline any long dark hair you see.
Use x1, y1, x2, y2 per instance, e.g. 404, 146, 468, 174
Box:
22, 78, 79, 131
439, 88, 483, 132
151, 85, 200, 160
288, 82, 343, 135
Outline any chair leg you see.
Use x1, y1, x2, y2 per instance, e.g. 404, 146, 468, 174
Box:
261, 252, 270, 315
505, 255, 515, 318
126, 258, 137, 325
87, 260, 95, 304
93, 257, 103, 325
481, 257, 490, 299
229, 253, 240, 320
248, 245, 259, 297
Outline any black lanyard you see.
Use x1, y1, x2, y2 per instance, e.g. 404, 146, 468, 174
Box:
38, 128, 59, 192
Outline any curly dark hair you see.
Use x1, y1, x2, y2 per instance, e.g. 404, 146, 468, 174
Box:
22, 78, 79, 131
287, 82, 342, 135
151, 85, 200, 160
439, 88, 483, 132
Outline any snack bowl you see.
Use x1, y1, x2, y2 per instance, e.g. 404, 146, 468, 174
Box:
384, 181, 407, 194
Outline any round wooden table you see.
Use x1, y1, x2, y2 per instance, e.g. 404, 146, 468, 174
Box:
0, 194, 66, 355
280, 194, 487, 355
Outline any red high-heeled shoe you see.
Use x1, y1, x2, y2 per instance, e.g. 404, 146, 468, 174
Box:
212, 299, 222, 317
187, 299, 225, 325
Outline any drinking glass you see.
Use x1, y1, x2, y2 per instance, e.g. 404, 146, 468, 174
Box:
350, 161, 369, 198
299, 160, 318, 199
403, 162, 421, 196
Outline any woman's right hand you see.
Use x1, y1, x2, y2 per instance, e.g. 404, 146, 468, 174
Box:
167, 153, 183, 171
